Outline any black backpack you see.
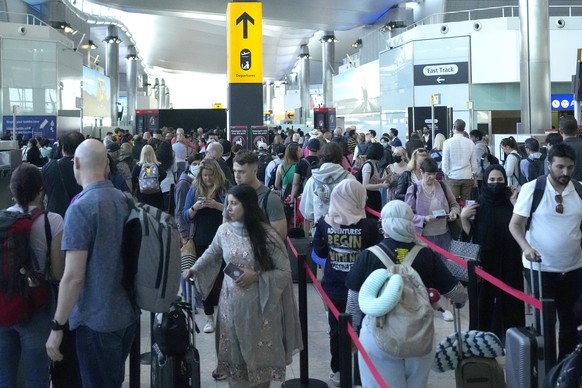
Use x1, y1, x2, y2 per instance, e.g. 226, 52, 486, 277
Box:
480, 146, 499, 172
354, 161, 373, 183
508, 153, 527, 185
524, 155, 546, 182
153, 301, 195, 356
257, 153, 273, 183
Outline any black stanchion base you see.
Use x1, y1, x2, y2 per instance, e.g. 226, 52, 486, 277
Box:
139, 352, 151, 365
282, 378, 328, 387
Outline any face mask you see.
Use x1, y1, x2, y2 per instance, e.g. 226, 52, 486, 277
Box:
393, 155, 402, 163
487, 183, 506, 194
381, 142, 389, 149
190, 165, 200, 176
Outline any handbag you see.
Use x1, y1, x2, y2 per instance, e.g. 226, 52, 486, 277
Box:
445, 240, 481, 283
180, 239, 196, 271
544, 343, 582, 387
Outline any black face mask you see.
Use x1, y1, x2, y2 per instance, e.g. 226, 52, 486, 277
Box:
393, 155, 402, 163
487, 183, 506, 194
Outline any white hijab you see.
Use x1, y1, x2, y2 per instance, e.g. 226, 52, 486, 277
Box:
324, 180, 367, 231
381, 200, 426, 245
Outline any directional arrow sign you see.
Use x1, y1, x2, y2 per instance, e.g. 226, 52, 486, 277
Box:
413, 62, 468, 86
236, 12, 254, 39
227, 2, 262, 84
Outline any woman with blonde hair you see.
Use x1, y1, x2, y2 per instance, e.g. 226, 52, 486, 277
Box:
430, 133, 446, 171
275, 143, 300, 199
181, 158, 228, 339
384, 146, 409, 201
394, 147, 429, 200
131, 144, 166, 209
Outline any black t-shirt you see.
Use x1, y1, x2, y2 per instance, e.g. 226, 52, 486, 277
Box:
42, 157, 83, 218
295, 156, 319, 181
313, 217, 382, 300
345, 238, 459, 296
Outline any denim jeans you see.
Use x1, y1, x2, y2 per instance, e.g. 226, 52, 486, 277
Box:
75, 320, 138, 388
0, 304, 51, 388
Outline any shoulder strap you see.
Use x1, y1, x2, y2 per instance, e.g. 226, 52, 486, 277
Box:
367, 245, 394, 269
526, 175, 547, 231
367, 242, 423, 268
572, 179, 582, 201
402, 245, 423, 266
262, 190, 271, 220
438, 181, 454, 205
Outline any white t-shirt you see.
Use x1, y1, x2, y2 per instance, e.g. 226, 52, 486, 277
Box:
6, 205, 64, 275
513, 177, 582, 272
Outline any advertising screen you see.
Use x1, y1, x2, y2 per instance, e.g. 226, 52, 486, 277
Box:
82, 67, 111, 118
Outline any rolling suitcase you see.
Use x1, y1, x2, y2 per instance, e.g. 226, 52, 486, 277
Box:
505, 263, 556, 388
454, 306, 506, 387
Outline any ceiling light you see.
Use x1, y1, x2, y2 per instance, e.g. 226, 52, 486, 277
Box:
104, 35, 122, 44
80, 40, 98, 50
320, 35, 337, 43
352, 39, 363, 49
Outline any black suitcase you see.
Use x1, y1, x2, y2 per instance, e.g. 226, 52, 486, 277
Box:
505, 263, 556, 388
151, 293, 201, 388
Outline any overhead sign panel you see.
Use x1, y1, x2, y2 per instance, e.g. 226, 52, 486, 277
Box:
227, 2, 262, 84
414, 62, 469, 86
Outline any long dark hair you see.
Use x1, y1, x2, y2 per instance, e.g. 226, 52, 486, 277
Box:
10, 162, 43, 213
228, 184, 278, 271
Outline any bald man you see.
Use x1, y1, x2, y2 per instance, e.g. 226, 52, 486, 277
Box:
46, 139, 140, 387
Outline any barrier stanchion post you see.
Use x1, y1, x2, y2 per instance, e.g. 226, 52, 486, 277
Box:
467, 259, 479, 330
338, 313, 353, 388
542, 299, 557, 371
129, 320, 140, 388
284, 252, 327, 387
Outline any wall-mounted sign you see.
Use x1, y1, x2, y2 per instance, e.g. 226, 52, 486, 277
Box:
414, 62, 469, 86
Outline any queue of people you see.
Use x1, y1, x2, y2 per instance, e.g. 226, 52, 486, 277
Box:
4, 117, 582, 388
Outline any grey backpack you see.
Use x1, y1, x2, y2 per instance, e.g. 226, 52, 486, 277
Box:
138, 162, 161, 194
312, 170, 350, 205
366, 244, 435, 358
122, 195, 181, 312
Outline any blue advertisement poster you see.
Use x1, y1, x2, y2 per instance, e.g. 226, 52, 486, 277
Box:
2, 116, 57, 142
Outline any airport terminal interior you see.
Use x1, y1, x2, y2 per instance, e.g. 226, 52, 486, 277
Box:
0, 0, 578, 387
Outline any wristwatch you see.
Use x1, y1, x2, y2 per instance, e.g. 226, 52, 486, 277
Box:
50, 319, 67, 331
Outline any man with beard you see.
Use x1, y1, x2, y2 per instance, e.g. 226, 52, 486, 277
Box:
509, 142, 582, 360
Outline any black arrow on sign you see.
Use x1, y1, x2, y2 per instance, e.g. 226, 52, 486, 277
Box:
236, 12, 254, 39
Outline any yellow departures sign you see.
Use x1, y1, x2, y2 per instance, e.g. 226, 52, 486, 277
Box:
227, 2, 262, 84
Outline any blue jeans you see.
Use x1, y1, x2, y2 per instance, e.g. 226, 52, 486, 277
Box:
0, 304, 51, 388
75, 320, 138, 388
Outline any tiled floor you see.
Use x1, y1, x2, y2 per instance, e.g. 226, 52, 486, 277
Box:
122, 276, 473, 388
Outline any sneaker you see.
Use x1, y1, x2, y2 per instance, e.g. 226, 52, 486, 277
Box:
329, 371, 340, 386
203, 316, 215, 333
212, 368, 227, 381
441, 310, 454, 322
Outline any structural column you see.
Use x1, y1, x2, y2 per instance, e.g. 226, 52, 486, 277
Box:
519, 0, 551, 134
159, 79, 166, 109
321, 32, 336, 108
105, 25, 121, 125
298, 44, 310, 124
125, 45, 138, 129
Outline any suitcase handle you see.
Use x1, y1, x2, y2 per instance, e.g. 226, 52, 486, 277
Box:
529, 261, 544, 336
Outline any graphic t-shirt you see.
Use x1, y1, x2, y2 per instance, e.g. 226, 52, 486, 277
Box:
313, 217, 382, 300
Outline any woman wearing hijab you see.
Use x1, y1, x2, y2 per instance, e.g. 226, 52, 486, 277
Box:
460, 164, 524, 339
345, 200, 468, 388
312, 179, 382, 385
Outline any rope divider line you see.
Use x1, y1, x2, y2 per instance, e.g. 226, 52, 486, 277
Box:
365, 206, 544, 311
285, 236, 389, 387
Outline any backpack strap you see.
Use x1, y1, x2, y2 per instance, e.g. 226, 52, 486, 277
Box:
526, 175, 547, 231
367, 242, 423, 269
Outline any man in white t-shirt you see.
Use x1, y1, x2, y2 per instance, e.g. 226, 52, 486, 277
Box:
509, 142, 582, 360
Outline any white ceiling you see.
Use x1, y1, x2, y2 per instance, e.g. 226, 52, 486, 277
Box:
83, 0, 402, 81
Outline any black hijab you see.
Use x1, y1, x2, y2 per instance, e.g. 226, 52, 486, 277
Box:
479, 164, 512, 207
474, 164, 514, 250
